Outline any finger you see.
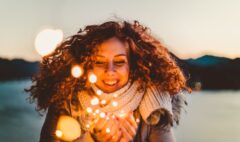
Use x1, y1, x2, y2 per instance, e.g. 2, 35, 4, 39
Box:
110, 128, 122, 142
111, 119, 123, 142
104, 119, 116, 141
118, 120, 133, 141
118, 137, 125, 142
126, 112, 138, 130
119, 135, 129, 142
94, 117, 108, 132
119, 138, 124, 142
119, 117, 136, 138
108, 118, 120, 137
108, 117, 123, 142
95, 118, 115, 141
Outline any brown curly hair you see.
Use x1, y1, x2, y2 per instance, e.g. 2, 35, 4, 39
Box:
26, 20, 192, 112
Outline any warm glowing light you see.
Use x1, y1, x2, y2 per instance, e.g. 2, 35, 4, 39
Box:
106, 128, 110, 133
113, 94, 118, 98
100, 112, 106, 118
86, 107, 93, 113
136, 118, 140, 123
91, 98, 99, 105
55, 130, 63, 137
149, 62, 152, 66
112, 101, 118, 107
88, 73, 97, 83
118, 110, 127, 118
95, 109, 100, 114
56, 115, 81, 141
71, 65, 83, 78
86, 124, 90, 128
35, 29, 63, 56
111, 115, 116, 119
101, 100, 107, 105
106, 116, 110, 120
96, 90, 103, 96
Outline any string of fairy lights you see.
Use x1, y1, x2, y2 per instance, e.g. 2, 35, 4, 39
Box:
35, 29, 140, 141
70, 65, 140, 131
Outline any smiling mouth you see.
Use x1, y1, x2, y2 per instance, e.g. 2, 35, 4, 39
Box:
103, 80, 119, 86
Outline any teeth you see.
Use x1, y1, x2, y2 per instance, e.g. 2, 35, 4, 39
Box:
104, 80, 117, 85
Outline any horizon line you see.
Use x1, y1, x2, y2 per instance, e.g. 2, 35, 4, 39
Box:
0, 53, 239, 62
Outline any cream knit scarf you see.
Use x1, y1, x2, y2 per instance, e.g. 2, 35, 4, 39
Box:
77, 80, 173, 131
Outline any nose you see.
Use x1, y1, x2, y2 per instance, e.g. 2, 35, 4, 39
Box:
105, 62, 116, 75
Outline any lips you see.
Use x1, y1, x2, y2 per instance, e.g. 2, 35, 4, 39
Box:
103, 80, 119, 86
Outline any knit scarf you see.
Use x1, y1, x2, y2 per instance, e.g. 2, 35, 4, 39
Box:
77, 80, 173, 131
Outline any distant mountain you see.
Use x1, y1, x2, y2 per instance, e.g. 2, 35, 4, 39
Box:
0, 58, 39, 80
0, 55, 240, 90
179, 55, 240, 90
186, 55, 231, 66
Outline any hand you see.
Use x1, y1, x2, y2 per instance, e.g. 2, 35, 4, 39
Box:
117, 112, 138, 142
91, 116, 122, 142
91, 112, 139, 142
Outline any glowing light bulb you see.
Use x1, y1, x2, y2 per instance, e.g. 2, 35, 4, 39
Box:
106, 128, 110, 133
91, 98, 99, 105
71, 65, 83, 78
101, 100, 107, 105
136, 118, 140, 123
86, 124, 90, 128
112, 101, 118, 107
118, 110, 127, 118
88, 73, 97, 83
113, 94, 118, 98
149, 62, 152, 66
100, 112, 106, 118
56, 115, 81, 141
95, 109, 100, 114
86, 107, 93, 113
96, 90, 103, 96
111, 115, 116, 119
35, 29, 63, 56
55, 130, 63, 137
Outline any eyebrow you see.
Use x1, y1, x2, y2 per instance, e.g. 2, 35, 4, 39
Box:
96, 54, 127, 58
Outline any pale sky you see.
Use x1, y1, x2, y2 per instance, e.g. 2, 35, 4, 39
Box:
1, 0, 240, 61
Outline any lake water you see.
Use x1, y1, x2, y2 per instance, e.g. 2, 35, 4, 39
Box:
0, 80, 240, 142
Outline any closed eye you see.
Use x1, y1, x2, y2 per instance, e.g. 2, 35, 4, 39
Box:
94, 61, 107, 65
114, 60, 126, 66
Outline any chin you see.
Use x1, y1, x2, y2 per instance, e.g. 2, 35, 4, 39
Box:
102, 86, 119, 93
103, 90, 115, 93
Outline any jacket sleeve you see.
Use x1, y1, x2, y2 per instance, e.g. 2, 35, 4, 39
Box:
39, 104, 69, 142
147, 108, 176, 142
148, 123, 176, 142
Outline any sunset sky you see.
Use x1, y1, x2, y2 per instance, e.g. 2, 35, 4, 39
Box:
1, 0, 240, 61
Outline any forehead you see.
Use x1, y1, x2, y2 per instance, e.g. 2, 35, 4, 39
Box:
95, 37, 128, 57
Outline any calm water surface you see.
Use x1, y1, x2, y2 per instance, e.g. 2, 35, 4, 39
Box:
0, 80, 239, 142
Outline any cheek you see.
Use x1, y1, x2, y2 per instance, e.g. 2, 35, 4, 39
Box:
120, 66, 130, 80
92, 68, 104, 79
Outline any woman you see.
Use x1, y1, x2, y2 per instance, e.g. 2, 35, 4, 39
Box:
27, 20, 191, 142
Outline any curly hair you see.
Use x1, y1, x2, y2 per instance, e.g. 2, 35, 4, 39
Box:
26, 20, 192, 112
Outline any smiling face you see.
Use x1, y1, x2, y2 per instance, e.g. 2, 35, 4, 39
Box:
91, 37, 130, 93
